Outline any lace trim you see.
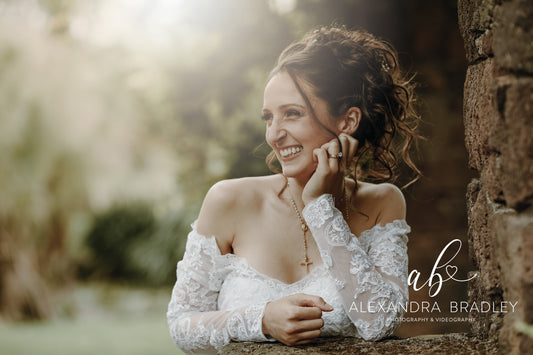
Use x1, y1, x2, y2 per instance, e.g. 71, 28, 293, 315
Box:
171, 303, 268, 352
301, 193, 410, 341
222, 252, 328, 289
168, 226, 271, 352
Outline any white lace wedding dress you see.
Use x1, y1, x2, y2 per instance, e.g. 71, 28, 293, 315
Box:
167, 194, 410, 354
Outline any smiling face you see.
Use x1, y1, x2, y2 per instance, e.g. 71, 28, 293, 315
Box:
262, 71, 337, 181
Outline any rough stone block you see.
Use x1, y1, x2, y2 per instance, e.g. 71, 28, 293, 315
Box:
474, 29, 493, 59
493, 0, 533, 74
220, 334, 500, 354
497, 79, 533, 210
467, 182, 501, 292
486, 75, 513, 152
463, 59, 501, 171
458, 0, 496, 63
491, 210, 533, 354
522, 224, 533, 286
468, 270, 488, 337
491, 209, 520, 297
466, 179, 482, 263
481, 155, 503, 202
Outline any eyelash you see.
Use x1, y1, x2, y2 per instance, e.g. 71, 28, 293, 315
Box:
286, 110, 302, 118
260, 110, 302, 121
261, 113, 272, 121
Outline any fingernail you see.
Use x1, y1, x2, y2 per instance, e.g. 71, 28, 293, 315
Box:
324, 303, 334, 311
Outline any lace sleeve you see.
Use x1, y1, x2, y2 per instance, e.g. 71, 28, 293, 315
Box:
302, 194, 410, 341
167, 224, 270, 354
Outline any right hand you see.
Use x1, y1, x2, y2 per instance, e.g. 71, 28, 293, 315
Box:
302, 133, 359, 205
262, 293, 333, 346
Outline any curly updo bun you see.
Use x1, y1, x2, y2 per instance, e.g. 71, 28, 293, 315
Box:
267, 25, 421, 186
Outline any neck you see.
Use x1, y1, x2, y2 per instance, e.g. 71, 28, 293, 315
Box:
284, 176, 306, 206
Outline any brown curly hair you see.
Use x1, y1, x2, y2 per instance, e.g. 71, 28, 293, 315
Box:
266, 25, 421, 187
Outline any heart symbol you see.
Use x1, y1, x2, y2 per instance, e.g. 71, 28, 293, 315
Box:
445, 265, 458, 278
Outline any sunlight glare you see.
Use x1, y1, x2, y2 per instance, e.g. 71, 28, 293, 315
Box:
269, 0, 297, 14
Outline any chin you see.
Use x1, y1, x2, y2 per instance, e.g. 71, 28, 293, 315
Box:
281, 164, 314, 180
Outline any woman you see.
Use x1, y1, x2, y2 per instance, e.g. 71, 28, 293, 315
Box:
167, 25, 420, 354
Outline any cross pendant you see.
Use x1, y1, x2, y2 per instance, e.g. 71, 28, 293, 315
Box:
300, 257, 313, 272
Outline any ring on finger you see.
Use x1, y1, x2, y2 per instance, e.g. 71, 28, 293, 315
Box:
328, 152, 343, 160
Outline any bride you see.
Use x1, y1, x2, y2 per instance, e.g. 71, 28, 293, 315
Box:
167, 25, 420, 354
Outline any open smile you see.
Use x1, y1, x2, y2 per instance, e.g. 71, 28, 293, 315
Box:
279, 145, 303, 159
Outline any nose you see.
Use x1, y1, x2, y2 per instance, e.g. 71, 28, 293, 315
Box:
265, 117, 286, 146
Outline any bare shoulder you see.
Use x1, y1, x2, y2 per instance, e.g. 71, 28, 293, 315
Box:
355, 181, 406, 225
196, 175, 281, 253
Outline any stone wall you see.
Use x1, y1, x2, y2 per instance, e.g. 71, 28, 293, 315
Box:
221, 335, 498, 354
458, 0, 533, 353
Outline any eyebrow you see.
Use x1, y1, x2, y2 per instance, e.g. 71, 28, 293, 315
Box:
262, 103, 306, 111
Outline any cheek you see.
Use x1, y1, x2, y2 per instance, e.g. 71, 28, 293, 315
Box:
303, 131, 332, 150
303, 119, 336, 147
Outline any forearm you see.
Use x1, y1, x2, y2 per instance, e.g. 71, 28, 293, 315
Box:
167, 228, 272, 353
167, 301, 270, 353
302, 194, 409, 340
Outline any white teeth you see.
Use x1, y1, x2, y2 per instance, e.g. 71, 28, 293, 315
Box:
280, 146, 302, 157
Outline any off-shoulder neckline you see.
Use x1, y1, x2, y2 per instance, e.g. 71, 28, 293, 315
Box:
189, 223, 328, 287
190, 218, 409, 251
191, 218, 409, 239
188, 219, 409, 286
224, 253, 328, 287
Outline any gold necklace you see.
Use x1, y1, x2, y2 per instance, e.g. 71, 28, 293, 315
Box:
287, 182, 313, 273
286, 180, 351, 273
341, 183, 351, 223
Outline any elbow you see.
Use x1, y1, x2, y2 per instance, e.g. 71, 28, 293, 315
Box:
167, 315, 217, 354
360, 332, 386, 342
358, 316, 400, 341
359, 317, 400, 341
356, 298, 407, 341
167, 315, 191, 351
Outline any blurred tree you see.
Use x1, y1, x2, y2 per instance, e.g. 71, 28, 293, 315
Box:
0, 1, 181, 319
84, 204, 156, 281
168, 0, 296, 207
81, 203, 189, 286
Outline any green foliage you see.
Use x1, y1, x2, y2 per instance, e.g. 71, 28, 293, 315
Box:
129, 214, 190, 286
83, 204, 188, 286
84, 204, 156, 281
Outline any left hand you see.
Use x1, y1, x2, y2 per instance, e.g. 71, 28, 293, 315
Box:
302, 133, 359, 205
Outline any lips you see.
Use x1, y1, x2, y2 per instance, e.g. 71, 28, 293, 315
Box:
279, 145, 303, 158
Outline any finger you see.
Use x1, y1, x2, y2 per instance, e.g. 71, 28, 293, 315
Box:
328, 142, 341, 170
339, 133, 358, 167
338, 134, 350, 168
346, 134, 358, 159
339, 133, 355, 157
344, 133, 359, 157
294, 318, 325, 332
293, 329, 321, 344
313, 148, 329, 174
297, 295, 334, 311
294, 338, 318, 346
296, 306, 322, 320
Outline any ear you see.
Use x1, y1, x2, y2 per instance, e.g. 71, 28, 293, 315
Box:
337, 107, 361, 135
